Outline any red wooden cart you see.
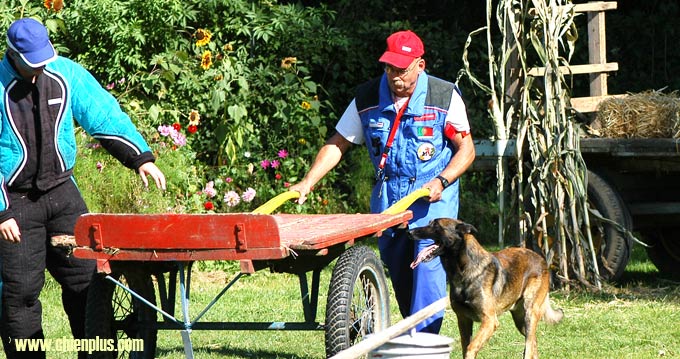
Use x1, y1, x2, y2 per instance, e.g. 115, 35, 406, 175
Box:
70, 190, 428, 359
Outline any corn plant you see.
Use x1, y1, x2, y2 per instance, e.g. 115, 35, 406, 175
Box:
461, 0, 602, 289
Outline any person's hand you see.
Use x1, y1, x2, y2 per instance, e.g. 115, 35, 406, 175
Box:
422, 178, 444, 203
138, 162, 167, 190
0, 218, 21, 243
288, 182, 312, 204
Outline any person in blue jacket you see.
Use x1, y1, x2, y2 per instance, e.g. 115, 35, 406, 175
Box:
0, 18, 166, 359
290, 30, 475, 334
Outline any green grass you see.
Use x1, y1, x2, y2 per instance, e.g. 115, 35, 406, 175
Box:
40, 242, 680, 359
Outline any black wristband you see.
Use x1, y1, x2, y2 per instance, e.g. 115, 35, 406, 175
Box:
436, 175, 450, 188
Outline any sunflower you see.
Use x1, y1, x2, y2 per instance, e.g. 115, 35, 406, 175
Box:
280, 57, 297, 69
189, 110, 201, 126
195, 29, 212, 47
201, 51, 212, 70
44, 0, 64, 11
301, 101, 312, 110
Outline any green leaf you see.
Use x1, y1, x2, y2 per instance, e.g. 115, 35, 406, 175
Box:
224, 137, 237, 165
227, 104, 248, 122
304, 81, 317, 93
148, 105, 161, 123
215, 123, 229, 146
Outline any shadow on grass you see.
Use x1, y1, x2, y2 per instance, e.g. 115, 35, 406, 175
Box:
551, 243, 680, 303
155, 346, 319, 359
578, 243, 680, 302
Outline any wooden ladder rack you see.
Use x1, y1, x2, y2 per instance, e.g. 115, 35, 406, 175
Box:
529, 1, 624, 113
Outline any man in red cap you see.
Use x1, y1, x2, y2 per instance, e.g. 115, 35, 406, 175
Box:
291, 30, 475, 334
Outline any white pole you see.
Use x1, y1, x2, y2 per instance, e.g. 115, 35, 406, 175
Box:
329, 297, 450, 359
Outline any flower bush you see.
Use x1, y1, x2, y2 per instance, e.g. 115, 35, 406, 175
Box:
1, 0, 361, 217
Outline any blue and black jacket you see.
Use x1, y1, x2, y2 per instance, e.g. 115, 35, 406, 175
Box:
0, 54, 155, 222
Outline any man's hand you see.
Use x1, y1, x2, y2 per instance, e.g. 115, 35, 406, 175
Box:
422, 178, 444, 202
0, 218, 21, 243
138, 162, 167, 190
288, 182, 312, 204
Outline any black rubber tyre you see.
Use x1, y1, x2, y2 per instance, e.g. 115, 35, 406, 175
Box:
587, 170, 633, 281
324, 245, 390, 358
85, 269, 158, 359
643, 229, 680, 278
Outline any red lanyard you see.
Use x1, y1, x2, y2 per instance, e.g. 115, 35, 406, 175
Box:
378, 98, 410, 171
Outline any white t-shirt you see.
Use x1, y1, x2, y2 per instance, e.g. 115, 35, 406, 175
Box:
336, 90, 470, 145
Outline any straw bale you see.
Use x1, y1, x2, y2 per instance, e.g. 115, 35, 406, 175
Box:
594, 91, 680, 138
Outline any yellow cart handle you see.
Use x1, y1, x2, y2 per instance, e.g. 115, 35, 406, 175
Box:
381, 188, 431, 215
254, 187, 429, 216
251, 191, 300, 215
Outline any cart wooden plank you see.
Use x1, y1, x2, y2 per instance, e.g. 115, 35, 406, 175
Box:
72, 211, 412, 262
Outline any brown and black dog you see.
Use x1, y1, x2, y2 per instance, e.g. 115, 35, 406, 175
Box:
409, 218, 563, 359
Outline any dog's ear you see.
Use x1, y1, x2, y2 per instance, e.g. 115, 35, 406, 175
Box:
455, 222, 478, 235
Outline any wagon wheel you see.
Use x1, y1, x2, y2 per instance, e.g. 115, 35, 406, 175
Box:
641, 229, 680, 278
587, 170, 633, 281
325, 245, 390, 358
86, 268, 158, 359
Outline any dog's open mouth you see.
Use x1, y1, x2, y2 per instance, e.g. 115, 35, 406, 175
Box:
410, 244, 440, 269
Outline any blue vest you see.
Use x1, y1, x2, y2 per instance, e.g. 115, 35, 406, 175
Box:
356, 72, 460, 227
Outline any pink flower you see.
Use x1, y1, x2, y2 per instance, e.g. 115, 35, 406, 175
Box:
158, 125, 174, 136
270, 160, 280, 169
224, 191, 241, 207
241, 187, 256, 203
225, 177, 233, 183
284, 182, 291, 188
278, 149, 288, 159
158, 124, 186, 146
171, 131, 187, 147
202, 181, 217, 198
106, 82, 115, 90
260, 159, 271, 169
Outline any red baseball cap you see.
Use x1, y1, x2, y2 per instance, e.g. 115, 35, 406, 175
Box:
379, 30, 424, 69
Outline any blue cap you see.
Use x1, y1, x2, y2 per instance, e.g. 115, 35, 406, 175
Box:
6, 18, 57, 68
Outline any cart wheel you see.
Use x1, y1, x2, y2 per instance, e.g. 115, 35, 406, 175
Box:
642, 229, 680, 278
86, 269, 158, 359
587, 170, 633, 281
325, 245, 390, 358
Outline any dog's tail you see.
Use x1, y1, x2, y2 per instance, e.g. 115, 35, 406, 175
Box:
542, 293, 564, 324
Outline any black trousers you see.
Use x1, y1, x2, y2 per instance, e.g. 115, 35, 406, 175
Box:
0, 180, 95, 359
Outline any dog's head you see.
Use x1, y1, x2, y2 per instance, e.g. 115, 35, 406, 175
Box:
409, 218, 477, 268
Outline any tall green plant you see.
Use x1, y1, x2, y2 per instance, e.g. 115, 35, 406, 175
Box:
461, 0, 601, 288
1, 0, 351, 215
64, 0, 347, 214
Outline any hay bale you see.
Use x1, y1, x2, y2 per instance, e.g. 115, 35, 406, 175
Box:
595, 91, 680, 138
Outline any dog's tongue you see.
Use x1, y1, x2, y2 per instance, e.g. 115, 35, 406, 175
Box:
410, 244, 439, 269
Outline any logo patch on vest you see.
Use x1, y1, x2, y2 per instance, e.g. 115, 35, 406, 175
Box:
417, 142, 436, 161
415, 126, 434, 138
414, 113, 435, 121
369, 120, 386, 128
